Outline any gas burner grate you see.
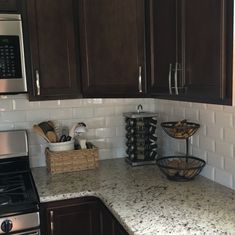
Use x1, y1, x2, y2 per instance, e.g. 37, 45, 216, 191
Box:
0, 174, 29, 205
0, 195, 11, 206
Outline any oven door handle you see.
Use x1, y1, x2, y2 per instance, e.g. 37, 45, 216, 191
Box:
14, 229, 40, 235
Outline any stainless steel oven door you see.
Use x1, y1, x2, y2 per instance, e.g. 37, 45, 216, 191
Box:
0, 212, 40, 235
14, 229, 40, 235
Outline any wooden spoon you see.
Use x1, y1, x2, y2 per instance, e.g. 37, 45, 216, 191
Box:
33, 125, 51, 143
46, 131, 57, 143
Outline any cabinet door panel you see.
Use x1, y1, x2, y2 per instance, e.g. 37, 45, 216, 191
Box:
0, 0, 19, 12
79, 0, 146, 97
27, 0, 81, 100
45, 201, 100, 235
183, 0, 226, 100
147, 0, 177, 95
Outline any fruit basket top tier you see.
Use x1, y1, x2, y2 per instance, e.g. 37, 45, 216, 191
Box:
161, 121, 200, 139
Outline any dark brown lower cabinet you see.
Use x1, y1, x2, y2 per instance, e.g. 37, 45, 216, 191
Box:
40, 197, 129, 235
100, 202, 128, 235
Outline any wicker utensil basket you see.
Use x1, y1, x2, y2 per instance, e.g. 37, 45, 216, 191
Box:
45, 146, 99, 174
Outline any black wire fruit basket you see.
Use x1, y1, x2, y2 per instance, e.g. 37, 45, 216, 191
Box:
157, 120, 206, 181
161, 121, 200, 139
156, 156, 206, 181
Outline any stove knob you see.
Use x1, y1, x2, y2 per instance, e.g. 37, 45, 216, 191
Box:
1, 220, 13, 233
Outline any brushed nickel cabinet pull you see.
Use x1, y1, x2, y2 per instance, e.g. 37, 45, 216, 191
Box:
174, 62, 179, 95
35, 70, 40, 96
50, 210, 54, 235
168, 63, 172, 95
138, 66, 143, 93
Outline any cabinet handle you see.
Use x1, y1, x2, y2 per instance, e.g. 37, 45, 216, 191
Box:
174, 62, 179, 95
35, 70, 40, 96
50, 210, 54, 235
168, 64, 172, 95
138, 66, 143, 93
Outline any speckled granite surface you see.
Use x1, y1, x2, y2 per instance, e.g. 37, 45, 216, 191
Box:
32, 159, 235, 235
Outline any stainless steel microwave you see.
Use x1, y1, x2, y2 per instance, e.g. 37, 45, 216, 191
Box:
0, 14, 27, 93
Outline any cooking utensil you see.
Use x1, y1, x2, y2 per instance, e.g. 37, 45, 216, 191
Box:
33, 125, 50, 143
46, 131, 57, 143
38, 121, 54, 135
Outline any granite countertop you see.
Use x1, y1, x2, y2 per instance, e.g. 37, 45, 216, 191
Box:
32, 159, 235, 235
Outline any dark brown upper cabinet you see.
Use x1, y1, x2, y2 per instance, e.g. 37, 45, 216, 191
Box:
78, 0, 146, 98
147, 0, 233, 105
0, 0, 20, 12
26, 0, 81, 100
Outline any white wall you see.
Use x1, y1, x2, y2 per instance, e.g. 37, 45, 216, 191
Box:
1, 94, 235, 190
155, 99, 235, 190
0, 94, 155, 167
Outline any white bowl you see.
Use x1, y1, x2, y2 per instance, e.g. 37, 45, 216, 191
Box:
49, 140, 74, 152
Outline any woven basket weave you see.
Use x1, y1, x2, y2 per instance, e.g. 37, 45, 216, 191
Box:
45, 146, 99, 174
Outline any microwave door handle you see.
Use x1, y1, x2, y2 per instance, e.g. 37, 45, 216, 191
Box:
35, 70, 40, 96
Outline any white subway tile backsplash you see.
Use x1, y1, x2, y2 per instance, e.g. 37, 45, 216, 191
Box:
199, 136, 215, 152
39, 100, 60, 109
215, 141, 233, 158
94, 107, 115, 117
85, 117, 106, 129
1, 111, 26, 122
191, 147, 207, 161
115, 105, 136, 115
224, 128, 235, 144
0, 99, 13, 111
201, 165, 215, 180
0, 97, 158, 168
105, 116, 124, 127
98, 149, 113, 160
50, 108, 73, 119
199, 110, 215, 124
95, 128, 116, 138
207, 152, 224, 169
191, 102, 207, 110
224, 158, 235, 175
215, 168, 233, 189
0, 123, 14, 130
156, 99, 235, 190
206, 124, 223, 140
13, 99, 40, 110
206, 104, 223, 111
26, 110, 50, 122
185, 108, 199, 122
2, 95, 235, 190
116, 126, 125, 137
215, 112, 233, 128
72, 107, 93, 118
173, 107, 185, 119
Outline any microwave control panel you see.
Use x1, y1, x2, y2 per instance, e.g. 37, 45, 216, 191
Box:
0, 36, 22, 79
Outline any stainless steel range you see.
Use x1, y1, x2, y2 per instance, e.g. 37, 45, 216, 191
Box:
0, 130, 40, 235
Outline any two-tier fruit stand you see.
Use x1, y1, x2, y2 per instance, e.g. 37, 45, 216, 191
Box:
156, 120, 206, 181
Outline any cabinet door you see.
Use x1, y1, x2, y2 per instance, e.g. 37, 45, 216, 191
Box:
148, 0, 233, 105
79, 0, 146, 98
182, 0, 232, 104
43, 199, 100, 235
0, 0, 19, 12
27, 0, 81, 100
100, 203, 129, 235
147, 0, 177, 95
